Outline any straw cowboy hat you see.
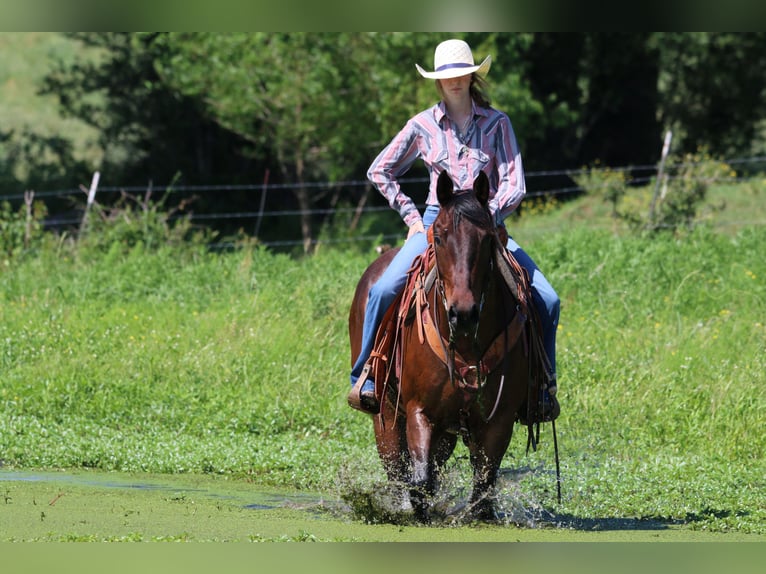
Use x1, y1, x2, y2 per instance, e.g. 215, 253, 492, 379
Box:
415, 39, 492, 80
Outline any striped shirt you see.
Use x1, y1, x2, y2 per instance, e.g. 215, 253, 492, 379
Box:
367, 101, 526, 228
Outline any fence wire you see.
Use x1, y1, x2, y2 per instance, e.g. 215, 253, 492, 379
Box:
2, 155, 765, 248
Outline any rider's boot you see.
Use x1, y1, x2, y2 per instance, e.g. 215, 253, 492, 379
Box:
347, 363, 379, 414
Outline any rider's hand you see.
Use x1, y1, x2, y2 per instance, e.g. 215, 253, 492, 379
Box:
407, 221, 425, 239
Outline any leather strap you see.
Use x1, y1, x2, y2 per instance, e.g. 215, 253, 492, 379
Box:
420, 302, 527, 390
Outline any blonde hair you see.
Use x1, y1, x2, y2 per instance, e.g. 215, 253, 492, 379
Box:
436, 73, 491, 108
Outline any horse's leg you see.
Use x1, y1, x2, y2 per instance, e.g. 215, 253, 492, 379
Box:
467, 420, 515, 521
467, 446, 502, 520
373, 406, 411, 510
405, 406, 435, 523
428, 430, 457, 515
432, 431, 458, 482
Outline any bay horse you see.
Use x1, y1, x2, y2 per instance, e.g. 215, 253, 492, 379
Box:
349, 171, 535, 522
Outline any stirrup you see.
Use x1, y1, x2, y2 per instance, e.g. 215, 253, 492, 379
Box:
347, 364, 379, 415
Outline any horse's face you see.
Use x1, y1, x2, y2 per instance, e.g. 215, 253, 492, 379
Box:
432, 171, 494, 339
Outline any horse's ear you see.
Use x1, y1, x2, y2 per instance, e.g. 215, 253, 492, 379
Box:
436, 171, 454, 206
474, 171, 489, 206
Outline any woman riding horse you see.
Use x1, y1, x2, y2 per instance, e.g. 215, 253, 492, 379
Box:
349, 38, 560, 420
350, 171, 538, 521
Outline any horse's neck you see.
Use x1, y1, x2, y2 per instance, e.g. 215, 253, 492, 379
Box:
483, 270, 516, 326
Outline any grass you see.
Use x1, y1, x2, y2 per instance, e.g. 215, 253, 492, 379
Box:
0, 181, 764, 535
0, 32, 101, 181
1, 243, 370, 481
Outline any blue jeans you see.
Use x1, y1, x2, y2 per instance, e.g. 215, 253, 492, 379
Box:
505, 236, 559, 378
350, 207, 559, 385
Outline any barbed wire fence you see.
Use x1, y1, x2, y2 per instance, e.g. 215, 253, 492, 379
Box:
2, 155, 765, 249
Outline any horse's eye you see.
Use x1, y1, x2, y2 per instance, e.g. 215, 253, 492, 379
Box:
433, 234, 441, 246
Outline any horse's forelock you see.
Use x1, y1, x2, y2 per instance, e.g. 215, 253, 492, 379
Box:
445, 191, 493, 229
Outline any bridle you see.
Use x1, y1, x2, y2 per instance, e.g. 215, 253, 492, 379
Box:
433, 243, 492, 387
426, 218, 521, 422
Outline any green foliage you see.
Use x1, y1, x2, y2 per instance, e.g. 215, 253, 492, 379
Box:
6, 32, 766, 252
155, 33, 354, 178
655, 32, 766, 158
0, 196, 48, 261
6, 34, 766, 186
0, 33, 100, 190
313, 199, 404, 257
0, 128, 91, 192
37, 32, 248, 190
77, 188, 212, 256
151, 32, 420, 249
576, 154, 734, 234
648, 151, 732, 232
573, 164, 630, 219
519, 195, 561, 219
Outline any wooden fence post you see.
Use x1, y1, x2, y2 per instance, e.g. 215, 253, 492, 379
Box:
648, 131, 673, 228
78, 171, 101, 238
24, 190, 34, 249
254, 169, 269, 238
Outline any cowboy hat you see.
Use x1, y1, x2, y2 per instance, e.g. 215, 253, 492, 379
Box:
415, 39, 492, 80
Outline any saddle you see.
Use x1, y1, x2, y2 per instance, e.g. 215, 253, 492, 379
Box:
353, 230, 555, 425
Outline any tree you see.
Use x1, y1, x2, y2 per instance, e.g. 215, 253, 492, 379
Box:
655, 33, 766, 160
34, 32, 766, 249
42, 33, 251, 188
520, 33, 585, 170
576, 33, 662, 168
154, 33, 392, 252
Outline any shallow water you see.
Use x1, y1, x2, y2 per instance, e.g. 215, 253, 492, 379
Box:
1, 468, 763, 542
0, 469, 329, 512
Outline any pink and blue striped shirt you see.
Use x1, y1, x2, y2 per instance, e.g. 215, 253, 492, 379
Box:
367, 101, 526, 228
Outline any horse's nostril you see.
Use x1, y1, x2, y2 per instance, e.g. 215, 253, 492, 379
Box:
448, 305, 458, 326
448, 303, 479, 330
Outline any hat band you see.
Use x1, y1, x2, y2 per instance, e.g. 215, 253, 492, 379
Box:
435, 62, 474, 72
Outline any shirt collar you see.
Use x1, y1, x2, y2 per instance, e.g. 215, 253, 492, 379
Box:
435, 100, 487, 125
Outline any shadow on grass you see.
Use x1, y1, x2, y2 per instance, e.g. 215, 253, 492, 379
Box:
547, 508, 737, 531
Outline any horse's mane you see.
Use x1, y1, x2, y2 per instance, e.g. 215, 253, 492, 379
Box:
444, 191, 493, 230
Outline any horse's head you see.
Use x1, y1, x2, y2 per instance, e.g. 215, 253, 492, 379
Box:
431, 171, 495, 341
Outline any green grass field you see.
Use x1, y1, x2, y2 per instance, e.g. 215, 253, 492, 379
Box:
0, 32, 100, 182
1, 179, 764, 536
